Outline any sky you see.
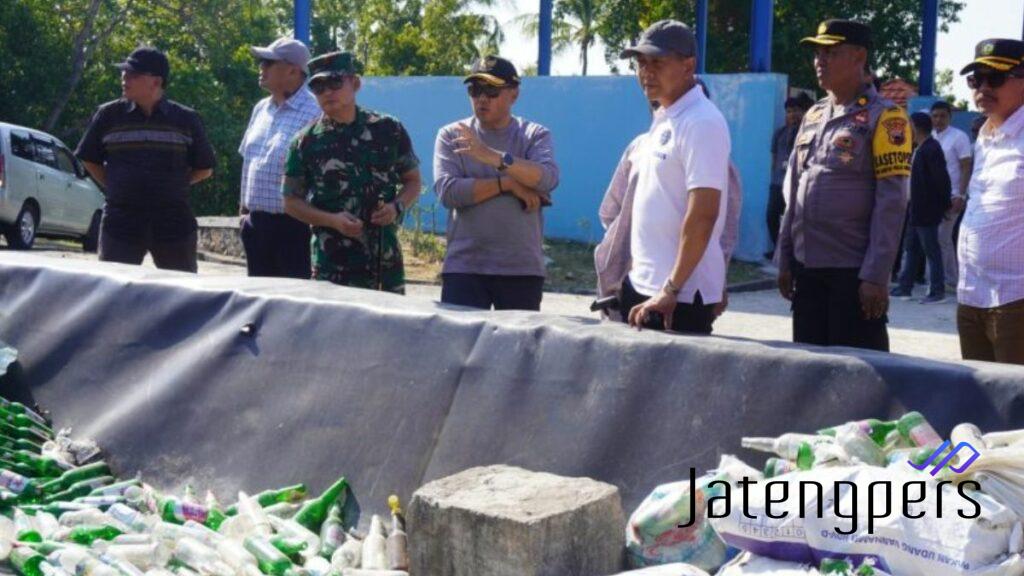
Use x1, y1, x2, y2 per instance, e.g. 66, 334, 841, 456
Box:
491, 0, 1024, 108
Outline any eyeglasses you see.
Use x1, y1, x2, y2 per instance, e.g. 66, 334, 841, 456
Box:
310, 75, 349, 95
967, 70, 1023, 90
467, 84, 503, 99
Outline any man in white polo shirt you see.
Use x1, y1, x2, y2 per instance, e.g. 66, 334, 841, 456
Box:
618, 20, 731, 334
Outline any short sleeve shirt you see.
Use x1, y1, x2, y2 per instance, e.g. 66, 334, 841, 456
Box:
628, 85, 731, 304
74, 98, 216, 241
932, 126, 973, 194
283, 106, 419, 292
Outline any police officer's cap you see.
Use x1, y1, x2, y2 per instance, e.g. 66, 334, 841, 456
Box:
464, 56, 520, 87
308, 51, 362, 81
960, 38, 1024, 75
801, 19, 872, 49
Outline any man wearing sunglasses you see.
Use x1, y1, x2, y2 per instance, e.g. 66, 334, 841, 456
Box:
238, 37, 319, 279
776, 20, 911, 352
955, 39, 1024, 364
433, 56, 559, 311
282, 51, 422, 293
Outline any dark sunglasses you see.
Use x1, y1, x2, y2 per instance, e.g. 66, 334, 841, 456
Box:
310, 75, 350, 95
467, 83, 503, 99
967, 70, 1023, 90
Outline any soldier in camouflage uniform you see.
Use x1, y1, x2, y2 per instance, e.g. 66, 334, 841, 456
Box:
777, 20, 912, 352
282, 51, 422, 293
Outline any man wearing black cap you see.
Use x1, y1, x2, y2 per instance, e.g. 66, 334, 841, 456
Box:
776, 20, 912, 351
955, 39, 1024, 364
433, 56, 559, 310
767, 93, 813, 260
616, 20, 732, 334
76, 47, 216, 272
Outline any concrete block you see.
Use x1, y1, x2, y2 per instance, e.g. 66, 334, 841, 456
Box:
409, 465, 625, 576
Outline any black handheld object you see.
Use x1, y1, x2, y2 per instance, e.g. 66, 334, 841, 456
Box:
590, 295, 621, 313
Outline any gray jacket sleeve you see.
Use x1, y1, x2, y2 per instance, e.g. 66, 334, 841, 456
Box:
775, 148, 799, 273
859, 174, 908, 285
433, 126, 477, 209
524, 125, 559, 194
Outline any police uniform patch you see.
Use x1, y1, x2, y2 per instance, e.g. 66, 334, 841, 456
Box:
660, 129, 671, 145
873, 107, 912, 179
882, 117, 908, 146
805, 107, 825, 123
833, 133, 856, 151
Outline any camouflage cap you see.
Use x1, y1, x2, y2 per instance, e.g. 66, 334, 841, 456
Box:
308, 51, 362, 80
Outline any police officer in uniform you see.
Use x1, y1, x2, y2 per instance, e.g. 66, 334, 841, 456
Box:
776, 20, 912, 351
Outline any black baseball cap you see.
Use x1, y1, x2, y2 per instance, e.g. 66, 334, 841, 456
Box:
801, 19, 872, 49
960, 38, 1024, 74
464, 56, 520, 87
114, 47, 170, 82
785, 93, 815, 110
620, 20, 696, 59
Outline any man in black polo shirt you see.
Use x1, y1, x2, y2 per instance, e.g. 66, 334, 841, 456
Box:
76, 47, 216, 272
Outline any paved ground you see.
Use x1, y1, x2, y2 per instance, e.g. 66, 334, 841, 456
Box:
10, 239, 962, 363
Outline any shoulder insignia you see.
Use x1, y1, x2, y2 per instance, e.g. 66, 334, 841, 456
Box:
872, 107, 912, 179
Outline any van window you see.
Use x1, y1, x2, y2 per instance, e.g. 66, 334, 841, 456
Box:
55, 147, 78, 175
31, 138, 57, 169
10, 132, 33, 161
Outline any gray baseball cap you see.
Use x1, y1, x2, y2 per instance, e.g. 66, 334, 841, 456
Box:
620, 20, 697, 59
250, 37, 311, 74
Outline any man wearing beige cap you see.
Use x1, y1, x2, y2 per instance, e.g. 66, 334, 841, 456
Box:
238, 37, 320, 278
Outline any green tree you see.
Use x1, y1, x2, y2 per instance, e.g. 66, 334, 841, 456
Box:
515, 0, 607, 75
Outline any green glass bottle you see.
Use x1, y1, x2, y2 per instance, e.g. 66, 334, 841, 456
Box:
0, 410, 52, 438
0, 399, 49, 428
0, 457, 51, 480
225, 484, 308, 516
0, 421, 49, 445
11, 546, 46, 576
38, 462, 111, 495
819, 419, 897, 446
67, 524, 123, 546
897, 411, 943, 448
292, 477, 347, 532
15, 509, 42, 542
158, 496, 227, 530
244, 536, 293, 576
270, 536, 307, 561
796, 442, 816, 470
764, 458, 798, 478
2, 450, 68, 478
0, 434, 43, 454
20, 501, 91, 516
44, 475, 115, 504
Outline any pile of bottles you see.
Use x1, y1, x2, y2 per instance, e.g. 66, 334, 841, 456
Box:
742, 411, 949, 478
0, 398, 411, 576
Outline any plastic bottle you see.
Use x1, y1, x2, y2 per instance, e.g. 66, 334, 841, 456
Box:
158, 497, 226, 531
292, 477, 347, 532
237, 492, 273, 537
385, 496, 408, 571
330, 532, 361, 570
0, 513, 14, 560
317, 502, 345, 558
263, 503, 301, 518
360, 515, 387, 570
741, 434, 834, 460
172, 537, 233, 576
897, 412, 943, 448
16, 508, 43, 542
106, 504, 155, 533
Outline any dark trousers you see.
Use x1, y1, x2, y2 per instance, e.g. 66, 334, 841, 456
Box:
99, 226, 197, 273
958, 299, 1024, 365
897, 225, 944, 297
441, 273, 544, 311
766, 184, 785, 257
792, 263, 889, 351
618, 277, 716, 334
240, 211, 312, 279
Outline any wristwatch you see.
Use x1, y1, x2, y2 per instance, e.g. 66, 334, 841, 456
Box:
662, 278, 681, 297
497, 152, 515, 172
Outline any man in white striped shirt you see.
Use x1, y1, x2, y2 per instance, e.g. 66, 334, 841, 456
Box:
957, 38, 1024, 364
239, 37, 320, 278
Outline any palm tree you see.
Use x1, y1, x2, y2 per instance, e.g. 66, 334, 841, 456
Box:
512, 0, 606, 75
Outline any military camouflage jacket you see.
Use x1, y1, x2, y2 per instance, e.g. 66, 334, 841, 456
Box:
283, 107, 419, 293
777, 85, 911, 286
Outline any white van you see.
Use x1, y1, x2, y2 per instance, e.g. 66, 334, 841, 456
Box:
0, 122, 105, 250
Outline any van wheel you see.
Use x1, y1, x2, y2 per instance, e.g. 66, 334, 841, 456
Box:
81, 211, 101, 253
4, 204, 38, 250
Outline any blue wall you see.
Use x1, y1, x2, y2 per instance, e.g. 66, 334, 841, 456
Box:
360, 74, 787, 262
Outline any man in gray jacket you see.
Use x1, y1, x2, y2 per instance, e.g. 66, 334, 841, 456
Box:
433, 56, 559, 310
